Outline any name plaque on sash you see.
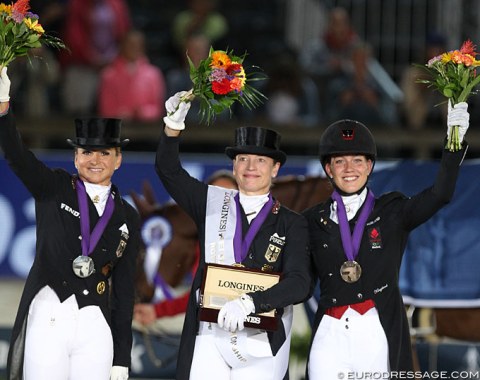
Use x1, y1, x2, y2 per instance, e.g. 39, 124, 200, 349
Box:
199, 263, 281, 331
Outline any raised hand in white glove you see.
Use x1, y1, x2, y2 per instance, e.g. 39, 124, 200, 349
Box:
0, 67, 11, 102
217, 294, 255, 333
163, 91, 192, 131
110, 365, 129, 380
447, 100, 469, 143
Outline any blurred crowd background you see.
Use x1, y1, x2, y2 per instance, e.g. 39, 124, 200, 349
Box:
9, 0, 480, 158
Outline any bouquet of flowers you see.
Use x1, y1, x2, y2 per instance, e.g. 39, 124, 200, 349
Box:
0, 0, 66, 70
416, 39, 480, 151
178, 47, 267, 125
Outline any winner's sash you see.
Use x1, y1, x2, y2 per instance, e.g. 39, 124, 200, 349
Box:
199, 263, 280, 330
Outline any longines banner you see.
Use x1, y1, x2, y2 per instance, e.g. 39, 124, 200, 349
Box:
1, 153, 480, 306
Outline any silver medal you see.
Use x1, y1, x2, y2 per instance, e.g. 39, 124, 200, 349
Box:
72, 255, 95, 278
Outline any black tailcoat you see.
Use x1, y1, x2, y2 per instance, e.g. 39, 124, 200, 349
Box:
303, 145, 467, 373
0, 112, 140, 380
155, 131, 312, 380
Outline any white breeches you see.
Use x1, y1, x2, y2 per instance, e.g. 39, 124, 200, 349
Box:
308, 307, 390, 379
23, 286, 113, 380
189, 322, 290, 380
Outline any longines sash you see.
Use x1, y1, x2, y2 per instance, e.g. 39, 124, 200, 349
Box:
203, 187, 279, 330
205, 186, 238, 264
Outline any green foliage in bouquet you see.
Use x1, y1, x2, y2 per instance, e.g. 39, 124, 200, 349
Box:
0, 0, 66, 70
185, 47, 267, 125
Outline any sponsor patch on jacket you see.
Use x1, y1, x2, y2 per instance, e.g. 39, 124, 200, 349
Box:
265, 233, 285, 262
368, 227, 382, 249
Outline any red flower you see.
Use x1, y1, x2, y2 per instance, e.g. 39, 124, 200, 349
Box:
12, 0, 30, 15
212, 79, 232, 95
460, 39, 477, 56
226, 63, 242, 75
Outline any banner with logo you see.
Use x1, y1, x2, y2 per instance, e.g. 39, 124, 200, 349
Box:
1, 153, 480, 306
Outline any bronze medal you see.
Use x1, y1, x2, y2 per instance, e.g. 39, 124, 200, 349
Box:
97, 281, 106, 295
340, 260, 362, 283
72, 255, 95, 278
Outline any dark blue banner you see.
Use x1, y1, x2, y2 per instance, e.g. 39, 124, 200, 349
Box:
1, 153, 480, 306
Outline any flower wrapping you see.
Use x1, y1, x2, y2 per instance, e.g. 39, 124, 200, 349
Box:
416, 39, 480, 151
0, 0, 66, 70
176, 47, 267, 125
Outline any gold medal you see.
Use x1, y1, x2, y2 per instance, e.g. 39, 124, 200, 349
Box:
340, 260, 362, 283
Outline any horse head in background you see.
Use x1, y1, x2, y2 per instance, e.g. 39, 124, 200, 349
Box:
130, 180, 198, 303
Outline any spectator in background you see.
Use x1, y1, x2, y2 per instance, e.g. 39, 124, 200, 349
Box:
172, 0, 228, 52
327, 43, 391, 125
166, 32, 210, 99
60, 0, 131, 116
300, 7, 362, 99
261, 52, 321, 128
7, 47, 61, 118
30, 0, 67, 37
166, 32, 229, 124
400, 32, 448, 130
99, 29, 166, 122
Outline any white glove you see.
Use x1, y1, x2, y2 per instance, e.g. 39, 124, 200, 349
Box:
110, 365, 129, 380
0, 67, 11, 102
163, 91, 192, 131
217, 294, 255, 333
447, 100, 469, 142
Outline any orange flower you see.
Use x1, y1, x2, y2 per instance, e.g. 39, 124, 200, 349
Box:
230, 77, 243, 92
210, 51, 231, 69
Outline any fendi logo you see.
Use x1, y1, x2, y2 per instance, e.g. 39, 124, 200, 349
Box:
60, 203, 80, 218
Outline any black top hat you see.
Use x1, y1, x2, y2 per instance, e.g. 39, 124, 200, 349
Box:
225, 126, 287, 165
66, 118, 129, 148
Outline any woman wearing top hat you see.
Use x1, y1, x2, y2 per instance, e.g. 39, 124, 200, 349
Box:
0, 68, 140, 380
302, 105, 469, 378
155, 92, 312, 379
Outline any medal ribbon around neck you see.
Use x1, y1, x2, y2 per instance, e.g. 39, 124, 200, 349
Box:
76, 178, 115, 257
331, 189, 375, 262
233, 193, 273, 264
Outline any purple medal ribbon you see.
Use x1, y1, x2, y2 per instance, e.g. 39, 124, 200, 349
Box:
153, 273, 174, 300
76, 178, 115, 257
233, 193, 273, 263
331, 189, 375, 261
